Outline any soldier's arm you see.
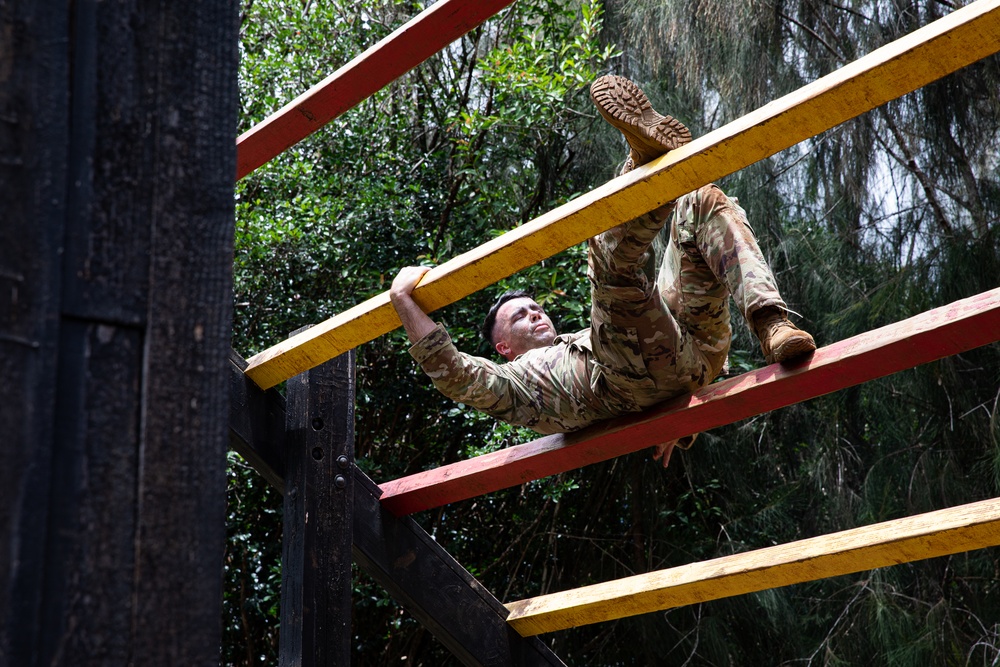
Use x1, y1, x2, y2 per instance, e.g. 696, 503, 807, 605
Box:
390, 266, 437, 344
391, 266, 546, 431
408, 325, 514, 414
390, 266, 518, 415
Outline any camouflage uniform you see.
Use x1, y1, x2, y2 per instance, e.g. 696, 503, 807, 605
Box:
408, 184, 786, 434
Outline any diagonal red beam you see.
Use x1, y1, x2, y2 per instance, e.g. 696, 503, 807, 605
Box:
378, 288, 1000, 516
236, 0, 515, 180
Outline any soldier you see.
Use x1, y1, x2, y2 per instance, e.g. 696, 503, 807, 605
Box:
390, 75, 815, 467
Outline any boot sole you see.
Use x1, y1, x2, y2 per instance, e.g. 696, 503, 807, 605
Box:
590, 75, 692, 164
766, 333, 817, 364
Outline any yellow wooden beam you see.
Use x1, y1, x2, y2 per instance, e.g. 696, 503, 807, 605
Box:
244, 0, 1000, 389
504, 497, 1000, 636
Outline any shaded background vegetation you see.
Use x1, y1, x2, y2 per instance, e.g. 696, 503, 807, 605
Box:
226, 0, 1000, 664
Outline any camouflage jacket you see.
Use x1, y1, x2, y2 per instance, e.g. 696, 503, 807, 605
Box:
409, 323, 673, 434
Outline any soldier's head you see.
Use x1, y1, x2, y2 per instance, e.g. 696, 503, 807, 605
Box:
483, 290, 557, 361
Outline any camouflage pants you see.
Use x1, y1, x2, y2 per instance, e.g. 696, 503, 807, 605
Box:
587, 183, 785, 409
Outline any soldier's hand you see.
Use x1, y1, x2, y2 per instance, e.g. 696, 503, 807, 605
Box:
651, 440, 676, 468
390, 266, 431, 301
390, 266, 437, 344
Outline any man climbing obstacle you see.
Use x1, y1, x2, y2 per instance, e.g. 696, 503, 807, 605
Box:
390, 75, 816, 466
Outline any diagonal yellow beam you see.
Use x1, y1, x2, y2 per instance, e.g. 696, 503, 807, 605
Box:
244, 0, 1000, 389
504, 497, 1000, 636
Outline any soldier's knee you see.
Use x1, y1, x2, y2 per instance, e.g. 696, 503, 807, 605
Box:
694, 183, 729, 214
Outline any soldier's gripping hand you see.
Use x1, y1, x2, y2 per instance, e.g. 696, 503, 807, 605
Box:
651, 434, 696, 468
390, 266, 437, 344
652, 440, 676, 468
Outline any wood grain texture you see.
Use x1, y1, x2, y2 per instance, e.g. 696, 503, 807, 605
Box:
352, 471, 568, 667
243, 0, 1000, 389
237, 0, 515, 179
504, 497, 1000, 635
0, 1, 71, 660
378, 288, 1000, 515
128, 1, 237, 660
1, 0, 238, 663
228, 350, 287, 493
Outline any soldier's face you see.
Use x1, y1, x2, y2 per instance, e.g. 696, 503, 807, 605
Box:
494, 297, 557, 360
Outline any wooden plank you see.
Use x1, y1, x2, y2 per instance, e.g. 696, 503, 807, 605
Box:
226, 353, 568, 666
237, 0, 515, 179
39, 321, 144, 663
228, 350, 287, 493
128, 0, 237, 661
378, 288, 1000, 516
504, 497, 1000, 635
243, 0, 1000, 389
0, 0, 71, 661
228, 350, 290, 494
280, 351, 356, 666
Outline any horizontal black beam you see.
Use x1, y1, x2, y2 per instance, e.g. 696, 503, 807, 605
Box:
229, 350, 286, 493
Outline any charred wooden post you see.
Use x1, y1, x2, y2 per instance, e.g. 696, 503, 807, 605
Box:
281, 349, 356, 666
0, 0, 238, 663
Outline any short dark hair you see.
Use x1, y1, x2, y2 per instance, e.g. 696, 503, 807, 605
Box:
482, 289, 534, 348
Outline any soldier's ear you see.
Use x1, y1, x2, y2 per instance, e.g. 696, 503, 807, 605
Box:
495, 340, 512, 359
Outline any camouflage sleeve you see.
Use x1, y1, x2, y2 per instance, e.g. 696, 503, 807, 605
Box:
408, 323, 519, 419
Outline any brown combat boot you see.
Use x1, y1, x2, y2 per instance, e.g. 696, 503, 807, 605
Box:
590, 75, 692, 169
751, 306, 817, 364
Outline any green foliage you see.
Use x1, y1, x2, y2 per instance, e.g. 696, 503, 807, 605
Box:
228, 0, 1000, 664
223, 452, 282, 665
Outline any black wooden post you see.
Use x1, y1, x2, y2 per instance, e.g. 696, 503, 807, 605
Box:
229, 351, 567, 666
281, 349, 356, 666
0, 0, 238, 664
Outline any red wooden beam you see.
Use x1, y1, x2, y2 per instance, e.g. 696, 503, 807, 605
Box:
236, 0, 515, 180
379, 288, 1000, 515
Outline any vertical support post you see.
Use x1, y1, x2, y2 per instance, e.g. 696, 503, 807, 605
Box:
1, 0, 237, 664
281, 349, 356, 666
